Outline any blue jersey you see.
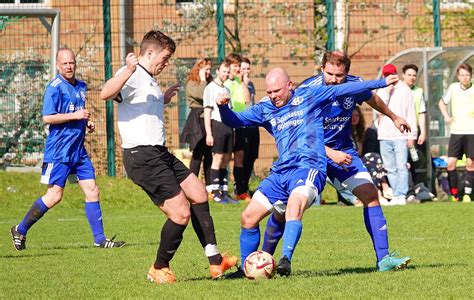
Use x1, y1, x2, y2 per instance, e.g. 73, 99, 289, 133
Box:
299, 74, 372, 150
219, 79, 386, 173
43, 75, 88, 163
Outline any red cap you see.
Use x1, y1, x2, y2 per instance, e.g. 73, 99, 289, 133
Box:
382, 64, 397, 76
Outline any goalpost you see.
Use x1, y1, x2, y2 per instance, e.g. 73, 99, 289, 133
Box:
0, 8, 60, 79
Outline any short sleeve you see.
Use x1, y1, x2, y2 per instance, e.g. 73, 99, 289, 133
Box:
42, 86, 60, 116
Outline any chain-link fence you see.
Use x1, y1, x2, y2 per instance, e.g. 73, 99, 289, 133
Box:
1, 0, 472, 177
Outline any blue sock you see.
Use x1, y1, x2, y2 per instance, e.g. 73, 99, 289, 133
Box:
240, 226, 260, 263
281, 220, 302, 261
262, 214, 285, 255
85, 201, 106, 244
18, 198, 49, 235
364, 206, 389, 262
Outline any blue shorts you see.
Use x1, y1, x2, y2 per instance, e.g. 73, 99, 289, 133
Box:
40, 158, 95, 187
327, 148, 373, 192
255, 167, 326, 214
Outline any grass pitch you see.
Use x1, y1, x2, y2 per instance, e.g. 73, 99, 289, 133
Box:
0, 171, 473, 298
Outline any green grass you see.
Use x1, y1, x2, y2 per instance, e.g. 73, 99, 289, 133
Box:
1, 171, 473, 298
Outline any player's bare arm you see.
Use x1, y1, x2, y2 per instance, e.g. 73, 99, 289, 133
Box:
100, 53, 138, 101
164, 83, 180, 104
43, 109, 90, 124
438, 99, 454, 124
366, 93, 410, 133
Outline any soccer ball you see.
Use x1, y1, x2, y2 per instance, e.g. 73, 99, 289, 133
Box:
243, 250, 276, 279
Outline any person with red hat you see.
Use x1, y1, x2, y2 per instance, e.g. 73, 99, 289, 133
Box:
376, 64, 418, 205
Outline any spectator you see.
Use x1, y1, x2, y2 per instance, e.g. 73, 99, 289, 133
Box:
180, 58, 213, 193
438, 63, 474, 202
223, 53, 251, 202
352, 106, 393, 205
234, 56, 260, 201
402, 64, 429, 202
203, 60, 237, 204
376, 64, 418, 205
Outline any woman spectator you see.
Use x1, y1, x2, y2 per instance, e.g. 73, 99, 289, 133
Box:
180, 59, 213, 192
350, 106, 393, 205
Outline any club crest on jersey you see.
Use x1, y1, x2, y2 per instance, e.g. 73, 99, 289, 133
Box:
342, 97, 354, 110
291, 96, 304, 106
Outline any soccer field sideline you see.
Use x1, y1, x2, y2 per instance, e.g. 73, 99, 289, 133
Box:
1, 171, 473, 298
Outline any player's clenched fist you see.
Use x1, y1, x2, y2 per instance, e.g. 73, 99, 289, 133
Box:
385, 74, 399, 86
125, 53, 139, 72
216, 93, 231, 105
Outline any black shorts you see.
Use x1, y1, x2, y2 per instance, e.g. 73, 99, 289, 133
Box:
211, 120, 233, 154
123, 145, 192, 205
448, 134, 474, 159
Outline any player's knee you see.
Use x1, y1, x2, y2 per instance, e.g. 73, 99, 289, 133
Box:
241, 210, 257, 228
88, 185, 100, 200
172, 208, 191, 225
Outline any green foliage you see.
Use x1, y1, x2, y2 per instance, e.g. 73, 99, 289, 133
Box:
1, 171, 473, 298
0, 52, 49, 166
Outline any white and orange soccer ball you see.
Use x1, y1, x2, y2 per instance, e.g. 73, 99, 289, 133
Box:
243, 250, 276, 279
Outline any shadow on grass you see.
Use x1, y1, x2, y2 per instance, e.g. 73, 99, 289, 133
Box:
1, 252, 62, 259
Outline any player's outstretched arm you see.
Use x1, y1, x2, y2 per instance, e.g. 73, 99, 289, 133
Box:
100, 53, 138, 101
333, 76, 397, 97
366, 93, 410, 133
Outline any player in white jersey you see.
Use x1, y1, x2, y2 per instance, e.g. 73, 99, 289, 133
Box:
100, 30, 237, 284
438, 63, 474, 202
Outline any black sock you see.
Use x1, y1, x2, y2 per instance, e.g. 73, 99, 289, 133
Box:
233, 166, 245, 195
465, 171, 474, 196
448, 170, 459, 196
191, 202, 222, 265
154, 219, 187, 269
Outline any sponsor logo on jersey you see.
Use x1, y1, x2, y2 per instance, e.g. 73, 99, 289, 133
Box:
68, 102, 75, 112
342, 97, 354, 110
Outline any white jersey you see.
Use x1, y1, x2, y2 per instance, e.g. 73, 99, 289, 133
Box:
203, 80, 231, 122
117, 65, 166, 148
442, 82, 474, 134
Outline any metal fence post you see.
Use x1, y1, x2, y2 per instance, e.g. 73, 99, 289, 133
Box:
433, 0, 441, 47
216, 0, 225, 62
325, 0, 335, 51
102, 0, 116, 176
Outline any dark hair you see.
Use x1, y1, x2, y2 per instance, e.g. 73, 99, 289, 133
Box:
352, 106, 366, 150
186, 58, 212, 83
322, 51, 351, 73
218, 60, 230, 70
457, 63, 472, 76
225, 53, 242, 65
139, 30, 176, 56
241, 57, 251, 65
402, 64, 418, 74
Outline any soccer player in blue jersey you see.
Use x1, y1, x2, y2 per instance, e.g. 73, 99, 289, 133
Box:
261, 51, 412, 272
10, 48, 125, 250
217, 67, 398, 277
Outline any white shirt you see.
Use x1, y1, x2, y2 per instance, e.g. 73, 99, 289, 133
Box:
442, 82, 474, 134
203, 80, 231, 122
117, 65, 165, 148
